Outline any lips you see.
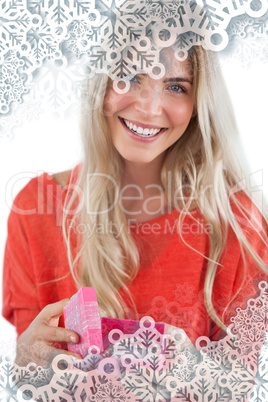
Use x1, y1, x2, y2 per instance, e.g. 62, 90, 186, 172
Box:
119, 117, 166, 138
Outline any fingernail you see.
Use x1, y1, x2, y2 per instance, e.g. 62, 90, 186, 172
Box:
70, 336, 77, 343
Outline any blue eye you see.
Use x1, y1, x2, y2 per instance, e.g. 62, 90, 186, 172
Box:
168, 84, 186, 93
129, 75, 140, 83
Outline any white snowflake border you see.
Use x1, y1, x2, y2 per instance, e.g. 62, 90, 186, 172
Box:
0, 0, 268, 125
1, 280, 268, 401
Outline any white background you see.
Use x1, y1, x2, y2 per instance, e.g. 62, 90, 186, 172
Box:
0, 57, 268, 355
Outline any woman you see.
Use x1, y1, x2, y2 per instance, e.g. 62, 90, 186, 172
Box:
3, 45, 268, 367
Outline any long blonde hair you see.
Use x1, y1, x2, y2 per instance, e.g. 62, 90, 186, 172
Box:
63, 46, 268, 330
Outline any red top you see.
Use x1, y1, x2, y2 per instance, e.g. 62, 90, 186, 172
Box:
2, 166, 268, 343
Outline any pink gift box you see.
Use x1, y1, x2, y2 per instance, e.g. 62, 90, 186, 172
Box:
64, 287, 166, 358
101, 317, 165, 350
63, 287, 103, 358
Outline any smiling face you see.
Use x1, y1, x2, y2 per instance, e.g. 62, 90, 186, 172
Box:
104, 50, 196, 165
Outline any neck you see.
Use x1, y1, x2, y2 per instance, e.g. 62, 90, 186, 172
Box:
121, 154, 164, 189
120, 154, 171, 222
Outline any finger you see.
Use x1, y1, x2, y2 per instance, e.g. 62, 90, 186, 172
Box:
56, 350, 82, 361
16, 338, 82, 368
35, 325, 80, 344
38, 299, 70, 322
44, 347, 82, 366
31, 347, 82, 368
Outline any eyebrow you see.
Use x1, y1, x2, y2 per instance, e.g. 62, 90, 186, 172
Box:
163, 77, 193, 85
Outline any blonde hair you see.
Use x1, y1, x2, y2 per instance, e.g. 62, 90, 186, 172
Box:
63, 46, 268, 331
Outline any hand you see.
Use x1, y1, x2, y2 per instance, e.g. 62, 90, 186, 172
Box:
15, 299, 82, 367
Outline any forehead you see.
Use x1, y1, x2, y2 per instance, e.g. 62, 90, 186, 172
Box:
159, 48, 193, 79
110, 47, 194, 93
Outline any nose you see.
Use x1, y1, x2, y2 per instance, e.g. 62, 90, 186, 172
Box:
134, 86, 163, 117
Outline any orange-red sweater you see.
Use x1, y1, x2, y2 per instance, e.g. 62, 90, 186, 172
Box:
2, 167, 268, 343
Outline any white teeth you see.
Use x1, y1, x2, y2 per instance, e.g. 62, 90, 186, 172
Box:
123, 119, 162, 137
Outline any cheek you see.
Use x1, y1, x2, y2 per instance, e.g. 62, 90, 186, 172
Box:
103, 91, 118, 116
168, 101, 194, 125
103, 90, 132, 116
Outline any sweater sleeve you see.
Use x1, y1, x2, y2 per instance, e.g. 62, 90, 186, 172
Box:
2, 195, 41, 337
211, 201, 268, 341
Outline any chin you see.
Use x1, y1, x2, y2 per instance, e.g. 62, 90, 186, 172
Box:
120, 150, 163, 165
123, 155, 155, 164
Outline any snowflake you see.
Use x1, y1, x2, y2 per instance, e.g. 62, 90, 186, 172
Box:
172, 347, 199, 382
27, 0, 95, 20
0, 0, 32, 54
1, 0, 268, 132
16, 95, 43, 121
230, 281, 268, 358
145, 0, 183, 23
1, 282, 268, 402
0, 51, 28, 114
26, 22, 61, 64
0, 94, 43, 138
250, 333, 268, 401
25, 60, 83, 117
214, 292, 231, 317
0, 356, 54, 401
90, 378, 132, 401
226, 36, 268, 67
227, 14, 255, 39
251, 12, 268, 36
0, 114, 20, 139
67, 20, 98, 57
173, 282, 195, 305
